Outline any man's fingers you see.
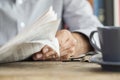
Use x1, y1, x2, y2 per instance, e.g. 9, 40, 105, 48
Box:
60, 39, 76, 52
42, 45, 52, 54
42, 45, 58, 58
33, 52, 43, 60
33, 51, 57, 61
60, 53, 74, 60
45, 51, 57, 58
33, 45, 56, 60
60, 47, 75, 60
32, 45, 50, 61
43, 51, 58, 60
33, 45, 59, 60
60, 47, 75, 57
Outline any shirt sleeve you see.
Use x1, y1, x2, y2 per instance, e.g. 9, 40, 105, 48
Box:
63, 0, 103, 51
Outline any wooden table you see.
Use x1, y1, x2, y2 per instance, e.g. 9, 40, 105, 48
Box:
0, 62, 119, 80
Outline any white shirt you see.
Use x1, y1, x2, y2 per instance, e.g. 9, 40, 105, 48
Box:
0, 0, 103, 46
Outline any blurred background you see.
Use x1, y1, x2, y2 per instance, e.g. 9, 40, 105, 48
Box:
88, 0, 119, 26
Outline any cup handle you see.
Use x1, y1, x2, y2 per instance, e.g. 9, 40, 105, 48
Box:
90, 31, 101, 52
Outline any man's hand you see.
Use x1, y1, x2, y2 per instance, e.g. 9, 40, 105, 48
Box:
56, 30, 77, 60
56, 29, 93, 59
32, 29, 93, 61
32, 30, 76, 61
33, 45, 59, 61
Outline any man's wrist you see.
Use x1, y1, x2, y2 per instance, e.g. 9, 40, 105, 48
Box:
72, 32, 93, 57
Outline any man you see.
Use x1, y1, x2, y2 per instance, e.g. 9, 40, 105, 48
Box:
0, 0, 103, 61
32, 0, 103, 60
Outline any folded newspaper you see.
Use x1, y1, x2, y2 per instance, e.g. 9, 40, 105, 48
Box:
0, 7, 60, 63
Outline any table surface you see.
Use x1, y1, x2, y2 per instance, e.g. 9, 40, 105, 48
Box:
0, 61, 119, 80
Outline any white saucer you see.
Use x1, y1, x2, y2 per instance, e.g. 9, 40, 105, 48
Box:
90, 54, 120, 66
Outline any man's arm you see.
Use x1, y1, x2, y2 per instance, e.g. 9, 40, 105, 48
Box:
61, 0, 103, 57
63, 0, 103, 38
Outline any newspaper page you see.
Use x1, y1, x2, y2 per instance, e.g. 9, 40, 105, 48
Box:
0, 7, 60, 63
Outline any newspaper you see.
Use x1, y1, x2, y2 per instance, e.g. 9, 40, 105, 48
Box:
0, 7, 60, 63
